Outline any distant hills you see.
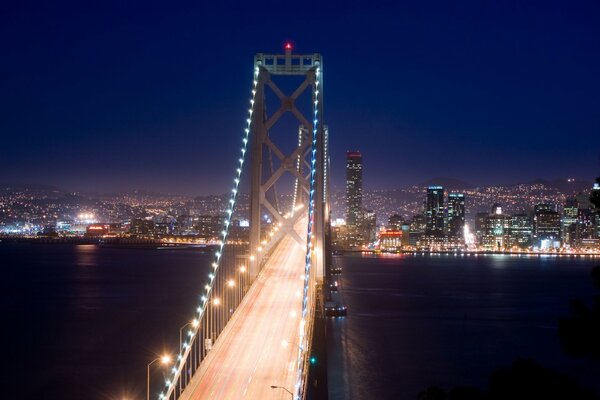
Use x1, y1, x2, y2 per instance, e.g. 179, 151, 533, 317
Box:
418, 178, 474, 190
0, 177, 594, 199
416, 177, 592, 194
0, 184, 65, 197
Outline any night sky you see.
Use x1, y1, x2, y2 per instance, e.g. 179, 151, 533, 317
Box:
2, 1, 599, 195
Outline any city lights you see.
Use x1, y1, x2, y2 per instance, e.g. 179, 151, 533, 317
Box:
3, 38, 597, 400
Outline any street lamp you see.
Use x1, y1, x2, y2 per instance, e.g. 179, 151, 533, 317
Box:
226, 279, 237, 311
178, 318, 200, 389
179, 319, 200, 353
270, 385, 293, 399
147, 354, 171, 400
206, 297, 221, 351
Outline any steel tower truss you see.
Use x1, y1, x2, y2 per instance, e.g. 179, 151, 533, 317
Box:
248, 47, 327, 282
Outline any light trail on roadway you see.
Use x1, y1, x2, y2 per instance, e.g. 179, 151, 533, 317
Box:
179, 218, 307, 400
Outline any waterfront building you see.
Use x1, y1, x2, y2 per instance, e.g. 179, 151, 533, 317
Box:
379, 229, 403, 251
416, 234, 464, 251
508, 213, 533, 249
482, 204, 510, 250
401, 223, 411, 247
409, 214, 427, 246
345, 151, 363, 227
195, 215, 224, 238
425, 186, 445, 235
332, 225, 363, 249
446, 193, 465, 238
474, 212, 488, 244
130, 218, 155, 237
86, 224, 110, 237
360, 209, 377, 244
533, 203, 561, 249
575, 208, 596, 245
593, 183, 600, 240
562, 196, 578, 246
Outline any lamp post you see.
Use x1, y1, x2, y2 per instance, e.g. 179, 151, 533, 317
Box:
208, 298, 221, 347
239, 265, 247, 299
147, 354, 171, 400
227, 278, 236, 312
270, 385, 293, 399
179, 319, 199, 389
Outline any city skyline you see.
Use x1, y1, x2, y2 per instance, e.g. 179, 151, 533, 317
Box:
3, 3, 600, 400
2, 2, 600, 195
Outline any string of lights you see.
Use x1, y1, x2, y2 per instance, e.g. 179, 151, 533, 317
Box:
159, 64, 260, 400
294, 65, 321, 400
291, 126, 303, 216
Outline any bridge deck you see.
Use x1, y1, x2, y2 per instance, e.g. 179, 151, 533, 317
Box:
180, 220, 306, 400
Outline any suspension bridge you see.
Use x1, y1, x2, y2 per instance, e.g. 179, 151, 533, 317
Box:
150, 45, 331, 400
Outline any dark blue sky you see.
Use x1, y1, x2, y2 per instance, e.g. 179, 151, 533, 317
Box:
1, 0, 599, 195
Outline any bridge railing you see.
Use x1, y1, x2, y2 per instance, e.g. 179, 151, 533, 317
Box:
167, 244, 250, 398
156, 231, 284, 400
154, 65, 261, 400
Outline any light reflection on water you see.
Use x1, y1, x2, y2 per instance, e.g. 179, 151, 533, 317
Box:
75, 244, 99, 267
328, 253, 600, 400
0, 243, 212, 400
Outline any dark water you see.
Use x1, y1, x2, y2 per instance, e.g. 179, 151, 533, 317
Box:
327, 253, 600, 400
2, 245, 599, 400
1, 243, 211, 400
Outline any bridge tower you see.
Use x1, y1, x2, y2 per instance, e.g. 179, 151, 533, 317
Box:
156, 45, 330, 400
248, 44, 329, 284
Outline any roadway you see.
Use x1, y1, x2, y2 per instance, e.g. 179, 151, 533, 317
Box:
180, 219, 307, 400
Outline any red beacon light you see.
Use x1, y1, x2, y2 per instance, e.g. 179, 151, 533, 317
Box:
284, 42, 293, 51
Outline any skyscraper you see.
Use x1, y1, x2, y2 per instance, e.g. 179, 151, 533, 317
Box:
482, 204, 510, 250
509, 213, 533, 249
533, 203, 561, 248
446, 193, 465, 237
346, 151, 363, 226
562, 196, 578, 245
425, 186, 445, 234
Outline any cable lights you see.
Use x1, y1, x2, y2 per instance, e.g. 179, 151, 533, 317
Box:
291, 126, 303, 215
159, 64, 260, 400
159, 59, 324, 400
294, 65, 321, 400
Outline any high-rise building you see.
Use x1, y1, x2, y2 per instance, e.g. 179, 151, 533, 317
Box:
576, 208, 595, 243
590, 183, 600, 239
533, 203, 561, 248
482, 205, 510, 250
345, 151, 363, 226
388, 214, 404, 230
409, 214, 427, 246
360, 209, 377, 244
475, 212, 489, 244
562, 197, 578, 246
425, 186, 445, 234
446, 193, 465, 238
508, 213, 533, 249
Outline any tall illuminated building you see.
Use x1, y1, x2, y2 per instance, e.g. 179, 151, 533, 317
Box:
509, 213, 533, 249
345, 151, 363, 226
562, 196, 578, 245
482, 204, 510, 250
425, 186, 445, 234
446, 193, 465, 238
533, 203, 561, 248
